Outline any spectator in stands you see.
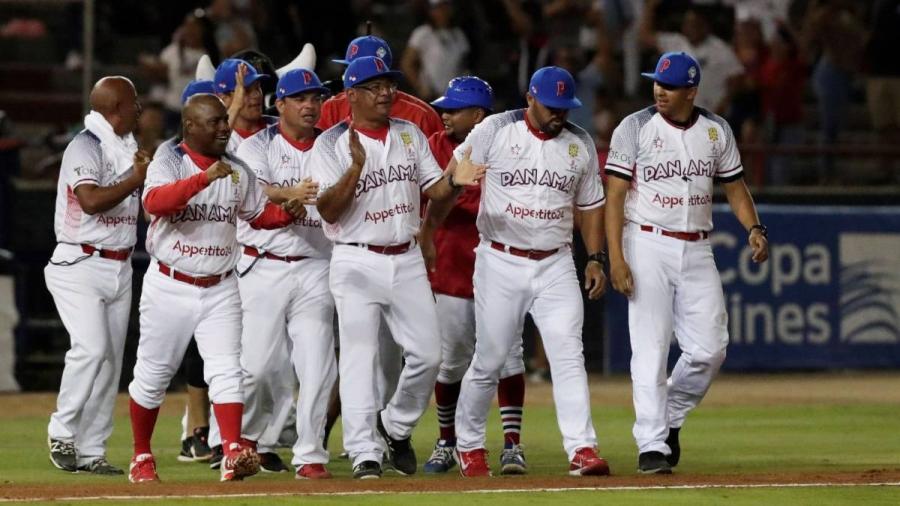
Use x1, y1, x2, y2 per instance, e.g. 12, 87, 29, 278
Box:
207, 0, 257, 57
864, 0, 900, 182
801, 0, 866, 183
135, 102, 166, 153
759, 25, 806, 185
401, 0, 471, 101
730, 18, 766, 143
139, 9, 219, 133
639, 0, 744, 115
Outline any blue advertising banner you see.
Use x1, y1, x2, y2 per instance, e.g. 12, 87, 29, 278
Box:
604, 205, 900, 372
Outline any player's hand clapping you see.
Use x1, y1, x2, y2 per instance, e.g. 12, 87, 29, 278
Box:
282, 198, 308, 220
453, 146, 487, 186
206, 161, 233, 183
349, 127, 366, 169
289, 177, 319, 205
132, 149, 152, 181
610, 259, 634, 298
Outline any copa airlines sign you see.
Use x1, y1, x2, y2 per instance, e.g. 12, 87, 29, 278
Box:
605, 205, 900, 371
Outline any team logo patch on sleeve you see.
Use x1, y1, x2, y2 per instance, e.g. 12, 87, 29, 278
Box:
708, 127, 719, 142
568, 143, 578, 157
400, 132, 413, 146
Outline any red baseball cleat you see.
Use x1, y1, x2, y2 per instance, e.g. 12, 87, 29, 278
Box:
295, 463, 333, 480
456, 448, 491, 477
128, 453, 159, 483
568, 447, 610, 476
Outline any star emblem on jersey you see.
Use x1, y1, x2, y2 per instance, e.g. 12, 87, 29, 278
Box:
568, 144, 578, 157
653, 136, 664, 149
511, 144, 521, 156
708, 128, 718, 142
281, 154, 290, 165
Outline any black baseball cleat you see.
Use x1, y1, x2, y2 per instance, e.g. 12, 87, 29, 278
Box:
209, 444, 224, 469
258, 452, 289, 473
77, 456, 124, 475
48, 437, 77, 472
376, 411, 416, 475
638, 451, 673, 474
352, 460, 383, 479
665, 427, 680, 467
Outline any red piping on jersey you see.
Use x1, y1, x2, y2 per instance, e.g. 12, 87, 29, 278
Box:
523, 110, 555, 140
352, 121, 389, 143
180, 142, 218, 170
233, 121, 267, 139
279, 123, 316, 151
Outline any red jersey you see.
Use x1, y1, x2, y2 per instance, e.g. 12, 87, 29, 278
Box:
427, 130, 481, 299
317, 90, 444, 137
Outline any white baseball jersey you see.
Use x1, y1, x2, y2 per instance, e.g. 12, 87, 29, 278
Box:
226, 116, 278, 156
309, 119, 443, 245
235, 124, 332, 258
144, 146, 268, 275
454, 109, 605, 251
53, 130, 140, 249
604, 106, 743, 232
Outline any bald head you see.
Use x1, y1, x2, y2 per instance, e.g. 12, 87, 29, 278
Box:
90, 76, 141, 135
183, 94, 231, 157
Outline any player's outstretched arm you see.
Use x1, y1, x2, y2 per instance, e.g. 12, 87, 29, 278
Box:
605, 175, 634, 297
723, 178, 769, 263
580, 205, 608, 300
316, 127, 365, 223
75, 149, 150, 214
423, 147, 486, 202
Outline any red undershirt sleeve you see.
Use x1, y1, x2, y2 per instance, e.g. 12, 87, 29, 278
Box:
249, 202, 294, 230
142, 172, 210, 216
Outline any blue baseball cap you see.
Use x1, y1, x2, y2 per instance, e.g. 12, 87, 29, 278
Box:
343, 56, 403, 89
528, 66, 582, 109
214, 58, 269, 94
181, 80, 215, 105
333, 36, 393, 67
431, 76, 494, 111
641, 52, 701, 88
276, 69, 329, 100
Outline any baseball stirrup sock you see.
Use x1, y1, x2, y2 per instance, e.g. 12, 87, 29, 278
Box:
129, 398, 160, 456
434, 381, 461, 442
498, 373, 525, 445
212, 402, 244, 448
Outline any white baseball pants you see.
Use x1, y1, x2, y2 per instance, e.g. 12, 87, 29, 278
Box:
624, 223, 728, 455
45, 243, 131, 464
128, 260, 244, 410
456, 242, 597, 460
236, 254, 336, 465
435, 294, 525, 384
329, 244, 441, 466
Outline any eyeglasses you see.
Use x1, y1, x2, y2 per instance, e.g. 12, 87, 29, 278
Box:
355, 82, 398, 95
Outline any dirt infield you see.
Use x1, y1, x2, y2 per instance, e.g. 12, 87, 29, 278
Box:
3, 469, 900, 501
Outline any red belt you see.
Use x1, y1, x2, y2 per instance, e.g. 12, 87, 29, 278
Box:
640, 225, 709, 242
81, 244, 131, 261
158, 262, 232, 288
490, 241, 558, 260
243, 246, 307, 262
342, 242, 412, 255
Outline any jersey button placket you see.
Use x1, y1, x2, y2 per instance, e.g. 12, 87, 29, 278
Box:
680, 130, 692, 232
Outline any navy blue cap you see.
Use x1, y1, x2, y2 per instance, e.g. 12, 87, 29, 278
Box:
528, 66, 582, 109
343, 56, 403, 89
641, 52, 701, 88
431, 76, 494, 111
333, 36, 393, 67
181, 80, 215, 105
214, 59, 269, 94
276, 69, 329, 100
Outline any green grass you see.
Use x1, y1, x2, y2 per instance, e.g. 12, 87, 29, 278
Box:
2, 381, 900, 504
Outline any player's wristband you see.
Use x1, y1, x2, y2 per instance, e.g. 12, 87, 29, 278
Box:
587, 251, 607, 265
447, 173, 462, 190
749, 224, 768, 237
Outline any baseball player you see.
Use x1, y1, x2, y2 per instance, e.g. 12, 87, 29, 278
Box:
311, 56, 484, 479
604, 52, 769, 474
126, 94, 308, 483
45, 76, 148, 475
431, 66, 610, 477
418, 76, 529, 475
319, 35, 444, 452
235, 68, 337, 480
318, 35, 444, 137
